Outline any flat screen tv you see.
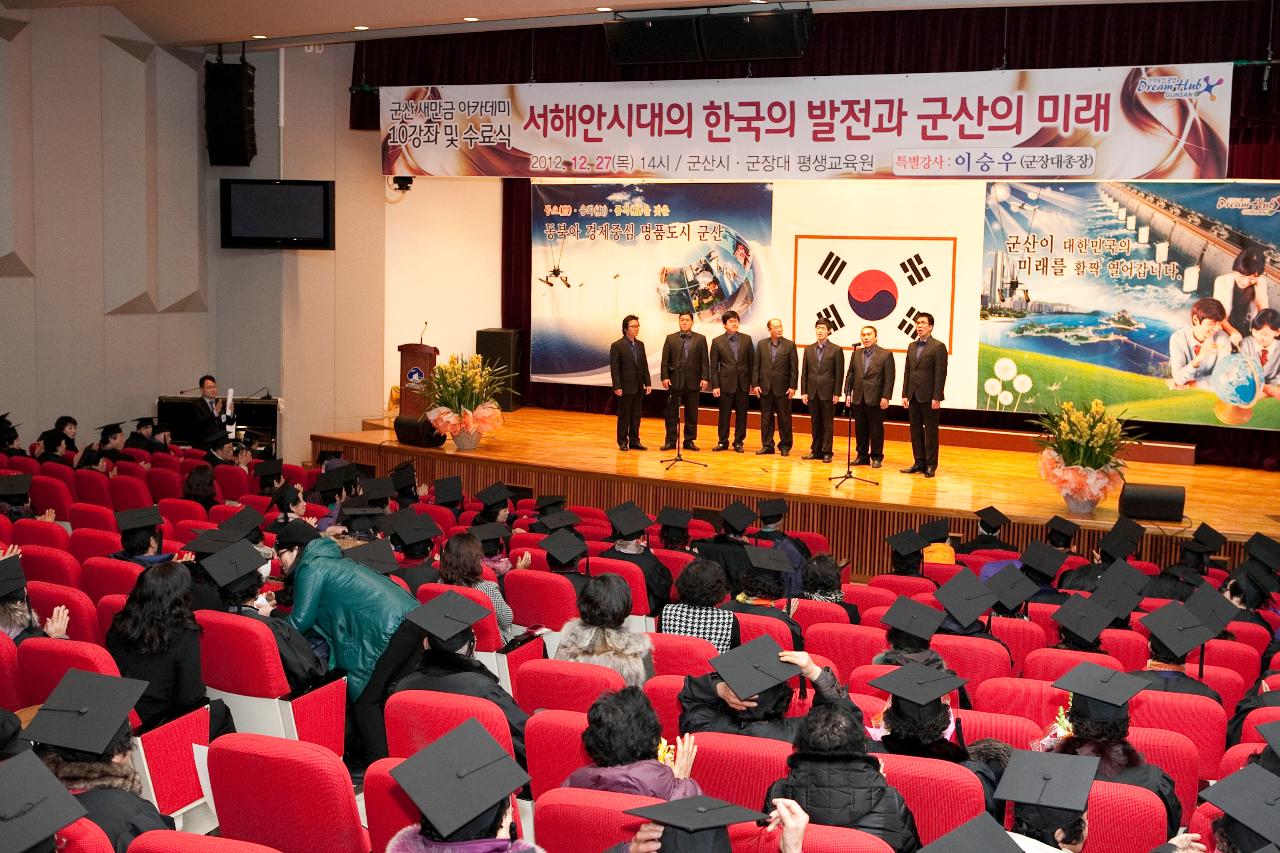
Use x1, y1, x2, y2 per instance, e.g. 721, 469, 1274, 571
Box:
220, 179, 335, 249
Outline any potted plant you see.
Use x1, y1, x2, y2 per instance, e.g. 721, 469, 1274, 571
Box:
416, 354, 516, 451
1034, 399, 1139, 514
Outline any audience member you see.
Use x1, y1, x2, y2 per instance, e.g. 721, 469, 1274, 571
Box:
438, 533, 514, 643
720, 545, 804, 650
753, 499, 811, 594
656, 506, 694, 553
601, 502, 672, 617
182, 465, 219, 511
0, 548, 70, 644
110, 507, 175, 569
1129, 604, 1221, 702
692, 502, 755, 593
884, 529, 932, 581
387, 508, 443, 593
660, 557, 738, 653
954, 506, 1015, 554
556, 574, 653, 687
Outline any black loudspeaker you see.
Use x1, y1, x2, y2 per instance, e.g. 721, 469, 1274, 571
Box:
698, 10, 812, 62
205, 60, 257, 167
476, 328, 525, 413
604, 17, 703, 64
1119, 482, 1186, 522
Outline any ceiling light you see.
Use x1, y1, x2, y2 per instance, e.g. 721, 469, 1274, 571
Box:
353, 25, 369, 30
596, 6, 613, 10
251, 34, 267, 39
463, 17, 480, 22
749, 1, 768, 4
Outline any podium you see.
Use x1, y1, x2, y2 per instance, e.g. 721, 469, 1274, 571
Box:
394, 343, 446, 447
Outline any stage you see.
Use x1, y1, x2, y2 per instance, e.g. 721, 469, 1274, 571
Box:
314, 407, 1277, 576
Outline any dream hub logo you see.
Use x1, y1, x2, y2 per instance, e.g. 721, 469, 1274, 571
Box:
1135, 74, 1224, 101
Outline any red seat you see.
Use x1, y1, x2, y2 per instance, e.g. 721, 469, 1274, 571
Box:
29, 474, 74, 521
175, 519, 217, 544
953, 708, 1040, 750
1128, 726, 1200, 826
108, 475, 152, 511
509, 530, 548, 552
590, 556, 654, 619
1098, 629, 1149, 672
860, 605, 890, 631
179, 458, 210, 479
1027, 602, 1063, 646
505, 569, 579, 631
1081, 779, 1168, 853
129, 831, 282, 852
96, 594, 127, 644
213, 465, 251, 502
6, 454, 39, 475
40, 460, 77, 497
17, 637, 121, 707
989, 615, 1047, 676
1189, 664, 1246, 717
527, 710, 591, 799
1241, 705, 1280, 744
954, 553, 992, 573
146, 468, 184, 502
416, 584, 503, 650
867, 574, 935, 596
652, 547, 694, 595
1188, 639, 1262, 689
0, 633, 21, 711
513, 659, 624, 714
1131, 691, 1225, 779
69, 502, 118, 532
734, 611, 794, 650
648, 632, 715, 677
208, 733, 369, 853
416, 503, 461, 537
932, 634, 1012, 688
71, 469, 114, 508
876, 753, 986, 844
1223, 620, 1272, 657
805, 623, 888, 678
841, 583, 896, 612
120, 448, 151, 464
786, 598, 850, 634
16, 543, 81, 588
25, 580, 97, 644
237, 493, 273, 518
279, 463, 307, 487
113, 460, 147, 480
922, 562, 963, 586
1186, 802, 1221, 853
534, 788, 663, 853
148, 453, 180, 472
69, 528, 123, 565
567, 504, 609, 524
1023, 648, 1122, 682
80, 556, 142, 603
159, 497, 208, 525
1218, 741, 1266, 778
0, 513, 9, 545
56, 817, 115, 853
13, 517, 70, 550
643, 674, 686, 743
363, 758, 418, 853
972, 677, 1066, 729
511, 547, 550, 572
585, 539, 613, 558
972, 548, 1020, 562
689, 731, 790, 809
385, 689, 515, 764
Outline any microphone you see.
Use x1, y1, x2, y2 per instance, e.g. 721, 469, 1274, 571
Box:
419, 321, 429, 345
177, 385, 202, 394
246, 386, 271, 399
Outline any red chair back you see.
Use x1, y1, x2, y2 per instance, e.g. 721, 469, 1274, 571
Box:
108, 476, 152, 511
954, 708, 1040, 751
1098, 628, 1149, 671
876, 753, 986, 844
513, 659, 624, 714
56, 817, 115, 853
1027, 602, 1063, 645
527, 710, 591, 799
6, 455, 40, 475
145, 468, 184, 502
179, 458, 210, 479
534, 788, 662, 853
1128, 726, 1200, 826
1219, 742, 1266, 778
213, 465, 251, 502
972, 677, 1066, 729
113, 460, 146, 480
989, 615, 1048, 676
867, 574, 935, 596
0, 633, 21, 711
363, 757, 417, 853
80, 557, 142, 603
689, 731, 791, 810
96, 595, 127, 645
25, 580, 98, 644
1188, 639, 1262, 688
158, 497, 208, 525
841, 583, 896, 612
175, 519, 217, 544
1191, 664, 1246, 717
651, 547, 695, 593
505, 569, 579, 631
194, 610, 291, 698
29, 474, 73, 520
1023, 648, 1122, 682
786, 598, 850, 634
512, 548, 549, 572
13, 518, 70, 550
642, 674, 685, 743
806, 623, 888, 677
590, 556, 651, 617
648, 632, 715, 677
972, 548, 1020, 562
148, 453, 179, 471
69, 502, 118, 532
128, 831, 282, 852
1186, 802, 1222, 853
384, 689, 515, 759
69, 528, 122, 564
415, 583, 504, 651
1241, 705, 1280, 744
734, 611, 794, 650
1131, 690, 1225, 779
932, 634, 1012, 688
40, 460, 76, 495
17, 637, 120, 708
922, 562, 964, 585
1081, 779, 1169, 853
16, 543, 81, 588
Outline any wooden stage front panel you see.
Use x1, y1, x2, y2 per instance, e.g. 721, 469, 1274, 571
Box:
315, 408, 1278, 577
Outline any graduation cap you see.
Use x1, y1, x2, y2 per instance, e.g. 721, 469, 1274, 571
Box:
882, 596, 945, 641
919, 518, 951, 544
719, 501, 756, 534
345, 539, 400, 575
273, 519, 321, 550
475, 482, 513, 509
388, 719, 530, 840
254, 458, 284, 481
0, 474, 32, 504
1020, 541, 1067, 584
134, 417, 155, 429
541, 528, 587, 567
709, 635, 799, 701
201, 540, 267, 588
995, 750, 1099, 829
623, 796, 768, 834
1192, 522, 1226, 553
203, 431, 234, 450
340, 463, 367, 485
1232, 559, 1280, 610
470, 522, 514, 547
1053, 661, 1146, 722
538, 510, 582, 533
607, 503, 651, 540
535, 494, 566, 512
743, 544, 793, 576
404, 590, 490, 645
1090, 559, 1147, 619
1046, 515, 1080, 540
655, 506, 692, 530
185, 527, 242, 559
0, 555, 26, 598
219, 506, 265, 537
390, 461, 417, 493
389, 509, 441, 547
757, 498, 788, 521
885, 529, 928, 557
1141, 602, 1216, 659
1184, 580, 1239, 636
338, 501, 385, 531
1258, 721, 1280, 776
1110, 515, 1144, 543
1199, 764, 1280, 849
974, 505, 1010, 531
918, 812, 1022, 853
1180, 537, 1216, 555
1246, 532, 1280, 572
986, 564, 1040, 611
114, 506, 162, 534
0, 749, 88, 853
433, 476, 463, 505
96, 421, 124, 439
360, 477, 397, 503
1096, 527, 1138, 562
24, 669, 146, 758
870, 661, 966, 723
935, 569, 998, 628
1051, 594, 1115, 645
312, 468, 347, 495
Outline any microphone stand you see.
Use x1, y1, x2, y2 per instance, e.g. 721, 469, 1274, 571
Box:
830, 343, 877, 488
661, 389, 706, 471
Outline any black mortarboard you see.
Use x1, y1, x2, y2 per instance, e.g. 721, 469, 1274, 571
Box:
0, 750, 87, 853
254, 458, 283, 481
541, 528, 586, 566
920, 813, 1022, 853
0, 555, 26, 598
935, 569, 998, 628
273, 519, 321, 550
1185, 580, 1239, 636
1199, 764, 1280, 848
219, 506, 265, 536
360, 477, 396, 503
470, 522, 513, 546
743, 544, 793, 575
709, 635, 799, 701
656, 506, 692, 530
607, 503, 651, 539
871, 661, 966, 722
1051, 594, 1115, 645
313, 468, 347, 495
919, 518, 951, 544
339, 502, 385, 532
389, 719, 530, 840
341, 463, 366, 486
1233, 559, 1280, 610
1246, 532, 1280, 572
995, 750, 1099, 814
202, 540, 266, 588
986, 564, 1040, 610
885, 529, 928, 557
623, 796, 768, 834
1258, 721, 1280, 775
433, 476, 463, 505
535, 494, 566, 511
975, 506, 1010, 530
1020, 541, 1067, 584
719, 501, 756, 534
204, 431, 233, 450
114, 506, 162, 533
1110, 516, 1145, 544
1192, 522, 1226, 553
185, 527, 242, 559
390, 509, 441, 546
1046, 515, 1079, 539
881, 596, 945, 642
24, 670, 146, 758
390, 462, 417, 493
404, 591, 490, 643
1053, 661, 1145, 722
538, 510, 581, 533
1091, 559, 1147, 619
134, 417, 155, 429
272, 483, 302, 510
475, 482, 513, 509
0, 474, 31, 504
345, 539, 400, 575
1096, 527, 1138, 561
1180, 537, 1216, 555
757, 498, 788, 520
97, 422, 123, 438
1141, 602, 1216, 658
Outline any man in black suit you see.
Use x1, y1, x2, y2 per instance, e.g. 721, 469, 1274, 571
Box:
843, 325, 896, 469
900, 312, 948, 478
191, 374, 235, 439
609, 314, 651, 451
751, 318, 799, 456
659, 312, 709, 451
708, 310, 753, 452
800, 319, 845, 464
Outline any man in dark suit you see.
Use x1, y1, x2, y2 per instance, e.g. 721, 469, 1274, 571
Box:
900, 312, 948, 478
658, 312, 709, 451
843, 324, 896, 469
609, 314, 651, 451
708, 310, 753, 452
751, 318, 799, 456
191, 374, 235, 439
801, 319, 845, 464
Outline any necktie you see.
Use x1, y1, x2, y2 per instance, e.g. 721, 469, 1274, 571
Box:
863, 346, 873, 375
1262, 349, 1269, 367
816, 344, 825, 365
729, 335, 738, 359
681, 333, 691, 360
770, 340, 777, 364
1193, 344, 1201, 357
208, 399, 216, 413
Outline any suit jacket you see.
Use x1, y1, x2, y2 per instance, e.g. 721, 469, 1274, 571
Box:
902, 336, 948, 402
844, 345, 896, 404
192, 396, 234, 437
609, 336, 651, 394
659, 331, 710, 391
752, 337, 799, 395
709, 332, 754, 394
801, 342, 845, 399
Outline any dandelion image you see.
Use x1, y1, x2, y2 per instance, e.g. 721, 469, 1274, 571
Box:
998, 390, 1014, 408
994, 358, 1018, 382
984, 378, 1003, 410
1012, 373, 1033, 411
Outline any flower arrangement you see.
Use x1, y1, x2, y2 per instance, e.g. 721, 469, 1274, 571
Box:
1033, 399, 1139, 511
417, 354, 516, 444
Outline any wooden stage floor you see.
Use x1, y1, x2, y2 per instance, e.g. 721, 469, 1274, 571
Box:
314, 407, 1278, 575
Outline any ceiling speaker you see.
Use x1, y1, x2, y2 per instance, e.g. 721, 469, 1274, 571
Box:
698, 10, 812, 62
604, 17, 702, 64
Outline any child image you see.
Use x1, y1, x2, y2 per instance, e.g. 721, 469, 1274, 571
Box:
1168, 297, 1230, 389
1213, 245, 1270, 345
1241, 308, 1280, 398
